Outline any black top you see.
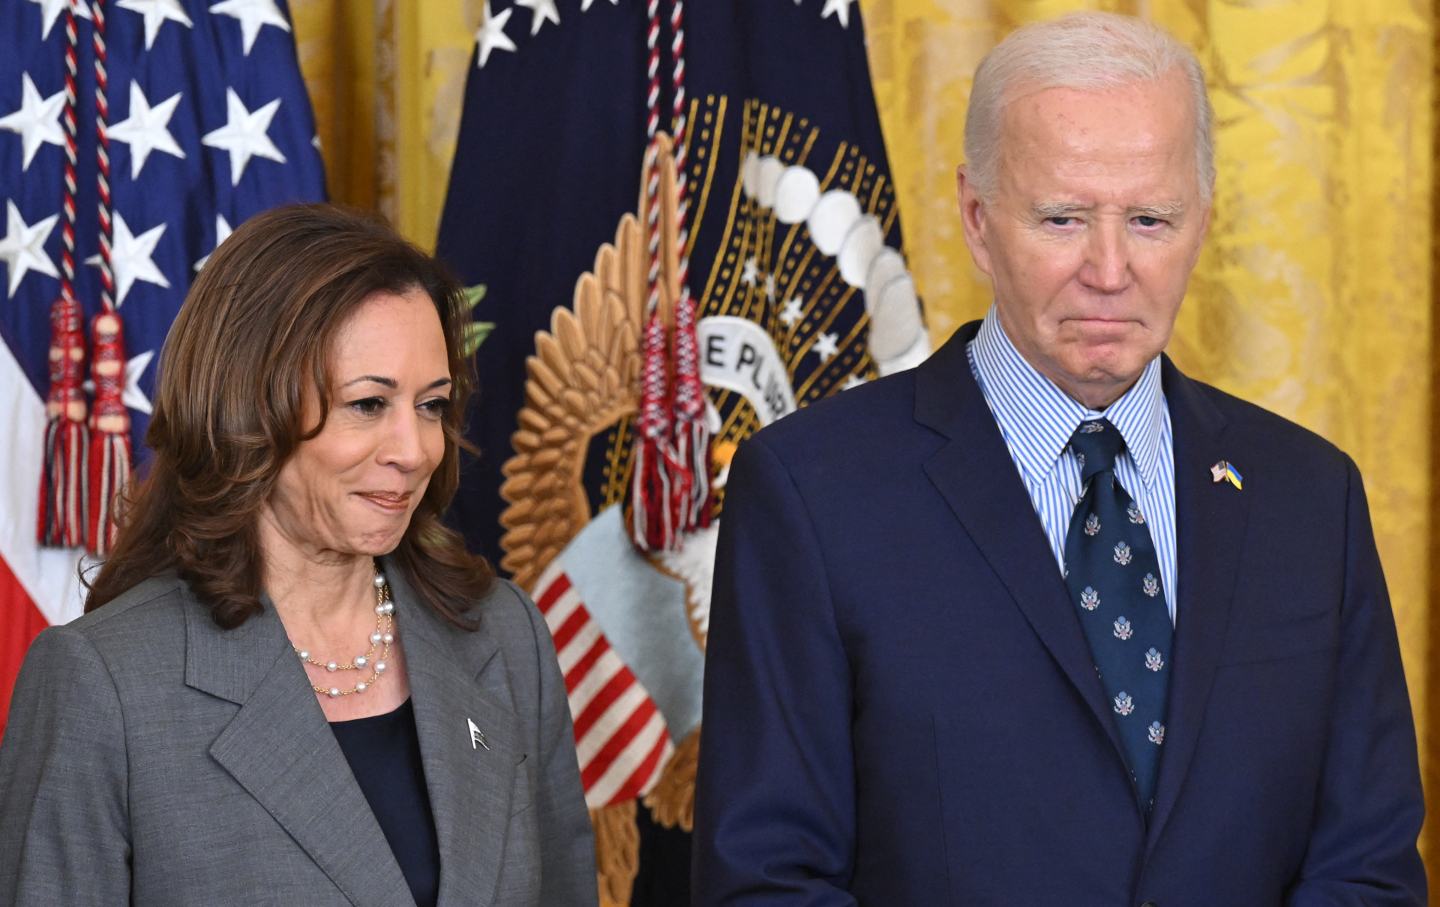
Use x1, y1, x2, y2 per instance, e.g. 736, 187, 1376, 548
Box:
330, 699, 440, 907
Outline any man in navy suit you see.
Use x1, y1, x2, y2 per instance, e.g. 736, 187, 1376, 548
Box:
692, 11, 1425, 905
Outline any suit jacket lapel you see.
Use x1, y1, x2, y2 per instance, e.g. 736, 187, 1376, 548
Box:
388, 569, 521, 907
1145, 359, 1251, 853
915, 325, 1130, 772
185, 588, 416, 907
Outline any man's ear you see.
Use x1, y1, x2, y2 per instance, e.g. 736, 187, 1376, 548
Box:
956, 164, 994, 278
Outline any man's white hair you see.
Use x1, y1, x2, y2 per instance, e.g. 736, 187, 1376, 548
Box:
963, 12, 1214, 202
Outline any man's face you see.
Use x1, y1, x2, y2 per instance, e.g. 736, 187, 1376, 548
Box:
957, 68, 1210, 409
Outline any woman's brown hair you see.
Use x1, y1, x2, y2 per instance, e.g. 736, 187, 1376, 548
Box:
85, 203, 493, 628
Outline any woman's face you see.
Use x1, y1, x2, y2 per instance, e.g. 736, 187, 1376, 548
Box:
263, 286, 452, 560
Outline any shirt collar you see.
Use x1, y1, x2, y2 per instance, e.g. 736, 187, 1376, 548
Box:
969, 305, 1166, 488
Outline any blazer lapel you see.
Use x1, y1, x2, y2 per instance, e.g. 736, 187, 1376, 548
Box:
1144, 359, 1251, 853
185, 590, 416, 907
389, 569, 522, 907
915, 325, 1130, 771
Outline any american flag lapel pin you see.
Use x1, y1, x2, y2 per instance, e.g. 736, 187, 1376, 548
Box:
1210, 460, 1243, 491
467, 718, 490, 751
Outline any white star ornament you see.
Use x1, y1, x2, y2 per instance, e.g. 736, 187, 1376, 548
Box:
0, 201, 60, 298
120, 349, 156, 413
85, 211, 170, 306
821, 0, 855, 28
116, 0, 194, 51
0, 73, 66, 171
779, 296, 804, 327
475, 2, 517, 69
813, 331, 840, 363
201, 89, 286, 186
28, 0, 93, 41
209, 0, 291, 55
108, 83, 186, 178
516, 0, 559, 35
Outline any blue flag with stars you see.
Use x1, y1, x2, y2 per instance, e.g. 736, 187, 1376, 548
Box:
437, 1, 924, 902
0, 0, 324, 728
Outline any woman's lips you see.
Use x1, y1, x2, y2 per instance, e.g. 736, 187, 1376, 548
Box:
357, 492, 411, 512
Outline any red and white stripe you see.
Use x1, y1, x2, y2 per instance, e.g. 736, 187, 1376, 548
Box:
1, 339, 87, 733
533, 561, 673, 809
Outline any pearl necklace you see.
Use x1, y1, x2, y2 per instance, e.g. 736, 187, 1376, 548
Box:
293, 566, 396, 699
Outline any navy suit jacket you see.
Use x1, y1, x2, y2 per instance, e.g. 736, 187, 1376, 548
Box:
693, 323, 1425, 905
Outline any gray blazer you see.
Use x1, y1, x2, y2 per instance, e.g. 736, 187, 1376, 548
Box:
0, 566, 597, 906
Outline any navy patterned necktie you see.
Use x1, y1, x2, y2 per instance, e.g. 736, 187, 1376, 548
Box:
1063, 419, 1172, 810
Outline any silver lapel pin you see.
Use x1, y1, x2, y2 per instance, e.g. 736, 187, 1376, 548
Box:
467, 717, 490, 751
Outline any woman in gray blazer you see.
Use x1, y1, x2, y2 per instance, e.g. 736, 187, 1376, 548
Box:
0, 204, 597, 906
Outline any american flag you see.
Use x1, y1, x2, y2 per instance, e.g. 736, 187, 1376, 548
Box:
533, 558, 674, 808
437, 1, 923, 900
0, 0, 325, 731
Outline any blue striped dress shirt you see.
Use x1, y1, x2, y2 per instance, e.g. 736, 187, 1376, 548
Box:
966, 308, 1179, 622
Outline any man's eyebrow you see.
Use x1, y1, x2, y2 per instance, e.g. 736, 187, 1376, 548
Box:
1131, 202, 1187, 218
1031, 201, 1189, 219
1033, 201, 1091, 218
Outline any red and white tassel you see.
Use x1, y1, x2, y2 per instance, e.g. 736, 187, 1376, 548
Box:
666, 0, 710, 530
629, 0, 711, 550
39, 297, 89, 547
86, 0, 131, 555
38, 0, 90, 548
88, 312, 130, 554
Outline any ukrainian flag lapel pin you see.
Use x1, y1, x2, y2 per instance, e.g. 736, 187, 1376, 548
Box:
1210, 460, 1243, 491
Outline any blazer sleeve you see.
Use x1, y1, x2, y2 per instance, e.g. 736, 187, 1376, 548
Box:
692, 436, 858, 905
0, 625, 132, 904
1287, 459, 1427, 905
509, 581, 599, 906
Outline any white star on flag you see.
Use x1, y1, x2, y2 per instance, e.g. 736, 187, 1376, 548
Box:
108, 83, 186, 178
0, 200, 60, 298
580, 0, 619, 9
764, 273, 776, 300
842, 374, 868, 391
209, 0, 291, 56
116, 0, 193, 51
0, 73, 66, 172
28, 0, 92, 40
812, 331, 840, 363
85, 211, 170, 306
202, 89, 286, 186
516, 0, 560, 35
83, 349, 155, 414
193, 214, 232, 271
779, 296, 804, 327
121, 349, 156, 413
821, 0, 855, 28
741, 257, 759, 286
475, 1, 517, 69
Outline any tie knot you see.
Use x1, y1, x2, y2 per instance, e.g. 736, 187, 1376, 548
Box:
1069, 419, 1125, 482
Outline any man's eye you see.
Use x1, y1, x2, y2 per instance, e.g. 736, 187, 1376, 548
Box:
1134, 215, 1166, 228
347, 397, 386, 416
1045, 216, 1078, 227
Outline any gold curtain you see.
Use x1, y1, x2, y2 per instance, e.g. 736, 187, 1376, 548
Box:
292, 0, 1439, 875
